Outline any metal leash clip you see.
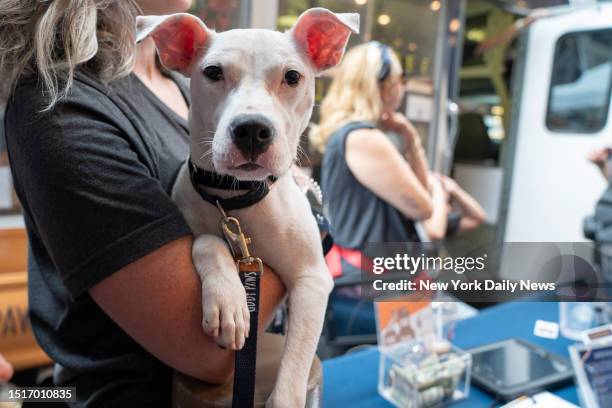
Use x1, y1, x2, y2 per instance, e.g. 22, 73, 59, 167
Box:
216, 201, 264, 273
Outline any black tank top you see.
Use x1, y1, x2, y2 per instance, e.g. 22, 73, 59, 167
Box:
321, 121, 420, 251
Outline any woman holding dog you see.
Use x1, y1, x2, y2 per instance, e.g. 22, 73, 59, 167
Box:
0, 1, 284, 406
313, 42, 449, 277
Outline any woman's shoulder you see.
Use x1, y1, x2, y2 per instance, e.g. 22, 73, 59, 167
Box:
345, 126, 390, 149
5, 72, 142, 163
344, 125, 401, 165
325, 121, 377, 150
346, 126, 384, 139
5, 71, 157, 185
338, 121, 376, 135
8, 70, 134, 133
11, 69, 128, 113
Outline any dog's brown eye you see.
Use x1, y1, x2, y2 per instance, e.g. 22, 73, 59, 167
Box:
284, 70, 301, 87
204, 65, 223, 81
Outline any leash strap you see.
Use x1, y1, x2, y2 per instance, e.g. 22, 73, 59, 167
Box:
216, 202, 263, 408
232, 260, 262, 408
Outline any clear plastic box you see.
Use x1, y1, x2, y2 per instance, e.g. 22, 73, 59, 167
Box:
559, 302, 612, 340
378, 340, 472, 408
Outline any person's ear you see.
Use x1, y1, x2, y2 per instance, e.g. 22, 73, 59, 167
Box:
136, 13, 213, 77
288, 8, 359, 74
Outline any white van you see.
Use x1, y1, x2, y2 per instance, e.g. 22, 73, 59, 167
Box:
452, 2, 612, 245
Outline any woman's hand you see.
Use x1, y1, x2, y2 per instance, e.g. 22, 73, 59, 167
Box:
430, 174, 450, 204
436, 173, 458, 196
587, 146, 611, 179
588, 147, 611, 167
0, 353, 13, 382
433, 173, 487, 233
520, 8, 549, 28
380, 112, 420, 148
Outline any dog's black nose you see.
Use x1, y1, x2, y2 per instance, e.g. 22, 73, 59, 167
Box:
230, 114, 275, 160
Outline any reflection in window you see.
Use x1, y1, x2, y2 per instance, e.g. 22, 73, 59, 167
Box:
190, 0, 245, 31
547, 29, 612, 133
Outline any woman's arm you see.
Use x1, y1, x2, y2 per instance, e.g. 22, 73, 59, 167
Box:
440, 175, 486, 233
345, 128, 433, 220
474, 9, 547, 56
422, 176, 450, 241
405, 136, 430, 193
90, 236, 285, 384
380, 112, 430, 191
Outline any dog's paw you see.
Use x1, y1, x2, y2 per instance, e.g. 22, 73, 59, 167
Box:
192, 235, 251, 350
200, 272, 250, 350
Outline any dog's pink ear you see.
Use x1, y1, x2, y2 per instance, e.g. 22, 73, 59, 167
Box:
289, 8, 359, 73
136, 13, 212, 77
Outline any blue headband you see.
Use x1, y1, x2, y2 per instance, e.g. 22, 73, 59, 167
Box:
371, 41, 392, 82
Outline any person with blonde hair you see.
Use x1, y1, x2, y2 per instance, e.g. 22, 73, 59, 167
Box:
315, 42, 449, 277
1, 1, 282, 405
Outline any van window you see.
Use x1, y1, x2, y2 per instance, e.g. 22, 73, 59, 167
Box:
546, 29, 612, 133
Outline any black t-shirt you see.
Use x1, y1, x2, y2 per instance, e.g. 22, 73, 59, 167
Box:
4, 69, 193, 407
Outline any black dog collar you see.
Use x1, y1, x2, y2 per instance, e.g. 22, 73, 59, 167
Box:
188, 160, 277, 211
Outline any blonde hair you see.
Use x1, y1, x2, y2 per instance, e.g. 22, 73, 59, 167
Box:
0, 0, 142, 109
309, 42, 403, 153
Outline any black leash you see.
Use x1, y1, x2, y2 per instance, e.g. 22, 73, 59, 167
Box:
216, 203, 264, 408
233, 263, 261, 407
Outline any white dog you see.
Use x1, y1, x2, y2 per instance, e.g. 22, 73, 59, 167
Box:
137, 8, 359, 407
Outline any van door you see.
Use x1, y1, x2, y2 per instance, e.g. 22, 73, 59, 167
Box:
500, 4, 612, 243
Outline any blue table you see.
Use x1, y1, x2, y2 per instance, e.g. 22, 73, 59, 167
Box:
322, 302, 580, 407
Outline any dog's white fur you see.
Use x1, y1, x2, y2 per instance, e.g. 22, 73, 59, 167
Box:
137, 9, 358, 406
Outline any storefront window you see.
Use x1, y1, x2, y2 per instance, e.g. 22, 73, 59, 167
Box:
190, 0, 248, 31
